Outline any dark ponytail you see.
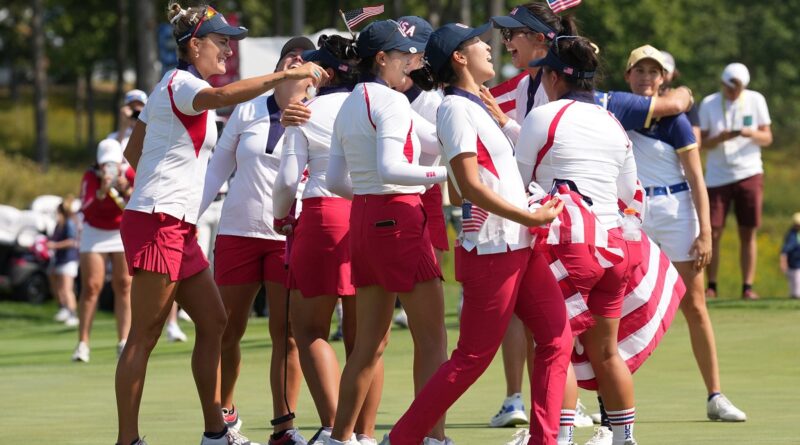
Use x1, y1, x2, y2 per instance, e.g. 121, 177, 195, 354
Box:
546, 37, 600, 91
317, 34, 360, 87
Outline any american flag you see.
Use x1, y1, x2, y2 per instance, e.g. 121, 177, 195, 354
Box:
569, 233, 686, 390
488, 72, 526, 115
618, 179, 647, 221
341, 5, 385, 30
546, 0, 582, 14
462, 204, 489, 233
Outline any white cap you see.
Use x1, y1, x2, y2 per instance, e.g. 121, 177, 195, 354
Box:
124, 89, 148, 105
660, 51, 676, 75
97, 139, 123, 165
721, 63, 750, 88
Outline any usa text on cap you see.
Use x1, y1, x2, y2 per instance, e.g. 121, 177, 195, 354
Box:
356, 19, 418, 58
396, 16, 433, 49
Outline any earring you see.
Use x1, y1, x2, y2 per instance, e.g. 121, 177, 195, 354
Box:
194, 53, 199, 58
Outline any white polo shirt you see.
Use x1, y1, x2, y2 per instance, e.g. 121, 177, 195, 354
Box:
516, 95, 637, 228
328, 79, 447, 196
409, 88, 444, 167
437, 87, 531, 254
274, 88, 350, 219
201, 92, 289, 240
698, 90, 771, 187
500, 72, 549, 143
127, 68, 217, 224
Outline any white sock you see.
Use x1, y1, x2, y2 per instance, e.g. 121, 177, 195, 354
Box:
607, 407, 635, 445
557, 409, 575, 445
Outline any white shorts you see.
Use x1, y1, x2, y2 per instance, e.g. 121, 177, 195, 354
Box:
642, 191, 700, 262
79, 224, 124, 253
50, 260, 79, 277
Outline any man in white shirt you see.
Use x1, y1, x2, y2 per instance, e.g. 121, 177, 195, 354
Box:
698, 63, 772, 300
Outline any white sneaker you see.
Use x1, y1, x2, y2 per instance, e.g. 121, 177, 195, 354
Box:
357, 434, 377, 445
200, 429, 258, 445
489, 393, 529, 427
54, 307, 71, 322
378, 435, 390, 445
178, 309, 193, 322
504, 428, 530, 445
707, 394, 747, 422
308, 427, 332, 445
575, 399, 594, 428
393, 308, 408, 328
222, 407, 242, 431
166, 323, 188, 342
117, 339, 127, 358
64, 315, 79, 327
584, 427, 612, 445
71, 341, 89, 363
423, 437, 454, 445
589, 412, 602, 425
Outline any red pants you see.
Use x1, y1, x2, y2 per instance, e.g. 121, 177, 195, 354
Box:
389, 247, 572, 445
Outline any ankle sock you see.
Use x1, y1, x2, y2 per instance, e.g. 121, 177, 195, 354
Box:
708, 392, 721, 402
557, 409, 575, 445
607, 407, 635, 445
742, 283, 752, 293
204, 427, 228, 439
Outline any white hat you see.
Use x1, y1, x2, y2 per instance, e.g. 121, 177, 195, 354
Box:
660, 51, 676, 75
97, 139, 123, 165
124, 89, 148, 105
721, 63, 750, 88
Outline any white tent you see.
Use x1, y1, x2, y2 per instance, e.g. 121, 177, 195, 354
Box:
238, 28, 353, 79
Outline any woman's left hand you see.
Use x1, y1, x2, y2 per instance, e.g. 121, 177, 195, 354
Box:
690, 231, 712, 271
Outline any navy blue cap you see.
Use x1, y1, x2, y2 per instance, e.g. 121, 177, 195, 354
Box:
425, 23, 491, 77
491, 6, 557, 40
396, 16, 433, 50
529, 42, 595, 79
301, 48, 351, 74
176, 6, 248, 43
356, 20, 418, 58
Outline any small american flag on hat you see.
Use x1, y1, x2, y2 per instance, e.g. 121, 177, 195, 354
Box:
546, 0, 582, 14
341, 4, 385, 30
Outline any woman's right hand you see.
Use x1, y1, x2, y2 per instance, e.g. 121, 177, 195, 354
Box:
281, 102, 312, 127
525, 198, 564, 227
479, 85, 509, 127
285, 62, 329, 86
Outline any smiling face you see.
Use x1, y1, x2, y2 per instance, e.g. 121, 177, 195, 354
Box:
456, 37, 495, 85
625, 58, 665, 97
192, 33, 233, 79
502, 28, 548, 70
276, 47, 306, 72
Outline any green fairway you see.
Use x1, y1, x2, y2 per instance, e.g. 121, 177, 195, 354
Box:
0, 291, 796, 444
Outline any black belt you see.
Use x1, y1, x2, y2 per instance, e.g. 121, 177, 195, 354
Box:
644, 181, 689, 197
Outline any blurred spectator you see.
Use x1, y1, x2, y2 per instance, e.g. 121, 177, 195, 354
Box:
110, 89, 148, 149
698, 63, 773, 300
780, 212, 800, 299
49, 195, 79, 327
72, 139, 135, 363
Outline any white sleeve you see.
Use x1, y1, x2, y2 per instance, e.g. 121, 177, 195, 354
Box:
274, 127, 308, 219
199, 106, 241, 215
172, 73, 210, 115
374, 97, 447, 185
326, 131, 353, 199
616, 149, 638, 207
515, 107, 549, 185
501, 118, 521, 145
412, 110, 440, 156
753, 92, 771, 126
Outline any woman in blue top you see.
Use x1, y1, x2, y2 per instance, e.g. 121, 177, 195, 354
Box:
624, 45, 746, 423
49, 196, 80, 326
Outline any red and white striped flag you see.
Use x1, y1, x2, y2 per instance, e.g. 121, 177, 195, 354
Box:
488, 72, 526, 115
546, 0, 582, 14
462, 204, 489, 233
570, 233, 686, 390
618, 179, 647, 221
341, 5, 385, 30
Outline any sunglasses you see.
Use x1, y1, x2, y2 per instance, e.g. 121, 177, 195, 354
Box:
500, 28, 533, 42
183, 6, 219, 42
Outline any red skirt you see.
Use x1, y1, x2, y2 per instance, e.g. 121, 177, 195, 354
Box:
214, 235, 286, 286
120, 210, 209, 282
421, 184, 450, 251
350, 193, 442, 293
288, 197, 355, 297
